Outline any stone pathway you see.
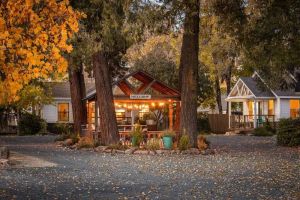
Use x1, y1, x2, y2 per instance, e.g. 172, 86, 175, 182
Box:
0, 135, 299, 199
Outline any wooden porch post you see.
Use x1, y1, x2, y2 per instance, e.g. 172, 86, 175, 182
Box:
87, 101, 92, 134
254, 99, 257, 128
228, 101, 231, 129
174, 101, 181, 131
95, 100, 99, 140
169, 102, 174, 130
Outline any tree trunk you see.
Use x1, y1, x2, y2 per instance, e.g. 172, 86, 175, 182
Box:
214, 67, 222, 114
93, 52, 119, 145
179, 0, 200, 147
69, 64, 87, 135
225, 62, 232, 114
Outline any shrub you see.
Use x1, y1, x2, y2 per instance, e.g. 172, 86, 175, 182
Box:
197, 135, 209, 150
77, 137, 94, 149
253, 127, 274, 136
130, 124, 144, 146
179, 135, 189, 151
277, 118, 300, 147
197, 113, 211, 133
108, 143, 129, 150
18, 113, 47, 135
146, 138, 160, 151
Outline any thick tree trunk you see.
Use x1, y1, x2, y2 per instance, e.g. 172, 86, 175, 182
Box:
93, 52, 119, 145
69, 64, 87, 135
214, 68, 222, 114
179, 0, 200, 147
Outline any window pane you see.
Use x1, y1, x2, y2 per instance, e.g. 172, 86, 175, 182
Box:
268, 100, 274, 115
290, 100, 300, 118
58, 103, 69, 121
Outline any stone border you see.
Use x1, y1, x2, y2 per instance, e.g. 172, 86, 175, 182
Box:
91, 146, 216, 155
56, 141, 217, 155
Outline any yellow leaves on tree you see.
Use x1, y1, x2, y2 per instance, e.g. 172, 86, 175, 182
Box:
0, 0, 83, 104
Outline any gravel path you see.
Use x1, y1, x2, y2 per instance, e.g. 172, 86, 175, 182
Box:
0, 135, 299, 199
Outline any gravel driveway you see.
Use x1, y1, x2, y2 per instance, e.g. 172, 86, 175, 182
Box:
0, 135, 299, 200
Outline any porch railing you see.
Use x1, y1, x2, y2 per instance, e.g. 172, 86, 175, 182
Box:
230, 115, 275, 130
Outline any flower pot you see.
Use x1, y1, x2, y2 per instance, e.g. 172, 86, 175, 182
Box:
163, 136, 173, 149
131, 136, 138, 147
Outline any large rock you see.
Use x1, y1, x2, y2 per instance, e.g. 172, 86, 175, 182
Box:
0, 146, 9, 159
125, 147, 137, 154
190, 148, 200, 155
63, 139, 73, 146
0, 159, 9, 168
95, 146, 108, 152
134, 150, 149, 155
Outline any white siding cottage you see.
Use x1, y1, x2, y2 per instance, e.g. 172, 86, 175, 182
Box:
226, 72, 300, 130
41, 82, 73, 124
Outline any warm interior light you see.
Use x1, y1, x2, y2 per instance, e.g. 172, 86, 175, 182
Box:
159, 102, 165, 107
151, 103, 155, 107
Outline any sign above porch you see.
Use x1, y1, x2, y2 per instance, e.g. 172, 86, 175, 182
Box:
130, 94, 151, 99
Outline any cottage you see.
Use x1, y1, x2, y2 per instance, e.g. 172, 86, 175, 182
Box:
226, 72, 300, 130
41, 82, 74, 124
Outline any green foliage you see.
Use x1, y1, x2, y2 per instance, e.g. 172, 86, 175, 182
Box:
18, 113, 47, 135
211, 0, 300, 88
253, 127, 274, 137
54, 123, 72, 135
179, 134, 189, 151
130, 124, 144, 146
277, 118, 300, 147
162, 129, 176, 137
146, 138, 160, 151
16, 83, 52, 111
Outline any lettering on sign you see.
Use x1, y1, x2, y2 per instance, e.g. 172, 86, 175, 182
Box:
130, 94, 151, 99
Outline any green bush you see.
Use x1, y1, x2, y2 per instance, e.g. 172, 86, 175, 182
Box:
179, 135, 189, 151
18, 113, 47, 135
146, 138, 160, 150
197, 113, 211, 133
253, 127, 274, 136
277, 118, 300, 147
130, 124, 144, 146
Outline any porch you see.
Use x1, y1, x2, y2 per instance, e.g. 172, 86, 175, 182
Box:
82, 70, 181, 143
226, 76, 277, 130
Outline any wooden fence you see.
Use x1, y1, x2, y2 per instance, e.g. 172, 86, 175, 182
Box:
208, 114, 229, 134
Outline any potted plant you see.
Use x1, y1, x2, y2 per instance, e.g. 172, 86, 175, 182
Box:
162, 129, 176, 149
130, 124, 143, 147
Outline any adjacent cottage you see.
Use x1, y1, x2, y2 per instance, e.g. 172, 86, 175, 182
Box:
226, 72, 300, 130
41, 82, 74, 124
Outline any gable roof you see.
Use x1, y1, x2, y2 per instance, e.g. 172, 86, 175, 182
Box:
51, 82, 71, 98
227, 72, 300, 100
85, 70, 181, 100
239, 77, 275, 97
50, 82, 94, 99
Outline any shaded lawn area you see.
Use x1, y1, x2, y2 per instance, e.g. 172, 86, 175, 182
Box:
0, 135, 299, 199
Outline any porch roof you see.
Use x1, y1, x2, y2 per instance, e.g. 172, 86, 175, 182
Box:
226, 77, 276, 102
84, 70, 181, 101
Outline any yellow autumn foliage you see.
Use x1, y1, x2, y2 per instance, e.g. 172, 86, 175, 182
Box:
0, 0, 83, 104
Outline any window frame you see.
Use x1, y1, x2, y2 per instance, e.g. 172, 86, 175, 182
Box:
57, 102, 69, 122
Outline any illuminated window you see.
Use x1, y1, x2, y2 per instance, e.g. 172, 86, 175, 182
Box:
290, 100, 300, 118
58, 103, 69, 122
268, 100, 274, 115
248, 101, 253, 115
